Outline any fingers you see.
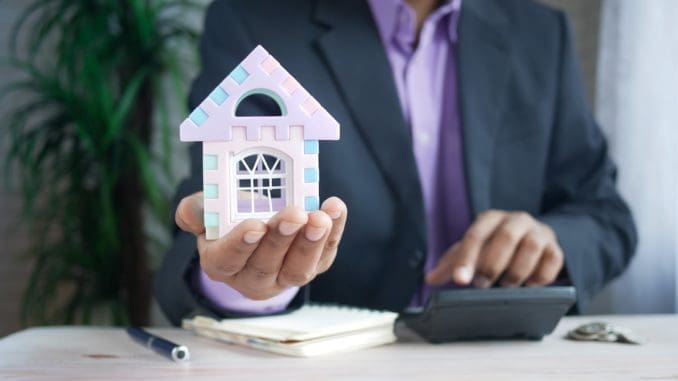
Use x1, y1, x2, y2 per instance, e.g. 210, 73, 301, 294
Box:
238, 207, 309, 289
424, 243, 460, 285
426, 210, 505, 286
526, 229, 564, 286
277, 210, 333, 288
426, 210, 565, 289
196, 197, 348, 300
499, 228, 546, 287
176, 192, 205, 235
198, 218, 267, 282
474, 212, 534, 288
316, 197, 348, 273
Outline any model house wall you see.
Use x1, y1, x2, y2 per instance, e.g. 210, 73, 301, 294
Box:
179, 46, 340, 239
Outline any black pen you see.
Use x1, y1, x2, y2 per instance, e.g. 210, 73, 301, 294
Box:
126, 327, 190, 363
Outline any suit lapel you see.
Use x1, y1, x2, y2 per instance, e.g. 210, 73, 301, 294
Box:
457, 0, 512, 216
314, 0, 427, 245
312, 0, 513, 237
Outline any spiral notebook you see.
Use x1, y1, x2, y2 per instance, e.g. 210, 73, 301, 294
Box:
182, 304, 398, 357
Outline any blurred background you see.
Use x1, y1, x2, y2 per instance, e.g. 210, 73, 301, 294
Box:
0, 0, 676, 336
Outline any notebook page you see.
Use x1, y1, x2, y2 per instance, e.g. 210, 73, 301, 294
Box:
186, 322, 397, 357
202, 304, 398, 342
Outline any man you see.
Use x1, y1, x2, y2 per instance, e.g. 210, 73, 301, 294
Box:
155, 0, 637, 325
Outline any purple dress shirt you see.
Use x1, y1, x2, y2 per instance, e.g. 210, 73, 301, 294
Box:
199, 0, 471, 313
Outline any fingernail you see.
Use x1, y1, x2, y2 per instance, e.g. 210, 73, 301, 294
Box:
453, 265, 474, 284
278, 221, 303, 236
327, 209, 342, 219
473, 275, 492, 288
242, 231, 265, 244
304, 225, 327, 242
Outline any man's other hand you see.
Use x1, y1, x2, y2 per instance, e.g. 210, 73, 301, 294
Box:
426, 210, 564, 288
175, 192, 347, 300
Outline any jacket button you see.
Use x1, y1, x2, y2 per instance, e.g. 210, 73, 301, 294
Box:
408, 250, 424, 268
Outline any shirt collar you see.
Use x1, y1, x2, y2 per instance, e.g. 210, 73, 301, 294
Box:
368, 0, 462, 51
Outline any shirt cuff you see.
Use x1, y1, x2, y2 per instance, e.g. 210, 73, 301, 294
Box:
198, 270, 299, 315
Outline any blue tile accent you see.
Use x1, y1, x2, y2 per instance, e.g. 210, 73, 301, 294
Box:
204, 184, 219, 199
203, 155, 218, 170
304, 168, 319, 183
229, 65, 249, 84
204, 212, 219, 227
304, 140, 319, 154
304, 196, 319, 211
189, 107, 208, 126
209, 86, 229, 105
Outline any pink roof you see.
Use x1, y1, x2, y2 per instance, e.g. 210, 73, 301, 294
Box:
180, 45, 340, 142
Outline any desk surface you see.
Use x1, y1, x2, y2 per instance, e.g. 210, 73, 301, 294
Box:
0, 315, 676, 380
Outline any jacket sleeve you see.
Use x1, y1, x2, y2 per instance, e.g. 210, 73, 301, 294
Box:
538, 12, 637, 312
153, 0, 306, 326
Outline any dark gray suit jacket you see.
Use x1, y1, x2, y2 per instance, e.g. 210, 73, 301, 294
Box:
155, 0, 637, 325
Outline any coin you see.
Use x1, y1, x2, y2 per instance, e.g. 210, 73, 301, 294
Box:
566, 330, 598, 341
566, 322, 646, 345
575, 322, 610, 335
613, 327, 646, 345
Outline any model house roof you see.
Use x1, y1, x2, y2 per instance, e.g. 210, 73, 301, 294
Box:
180, 45, 340, 142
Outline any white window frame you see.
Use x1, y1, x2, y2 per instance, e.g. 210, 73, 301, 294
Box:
231, 148, 291, 221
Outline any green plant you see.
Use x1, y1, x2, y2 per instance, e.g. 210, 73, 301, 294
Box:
2, 0, 200, 325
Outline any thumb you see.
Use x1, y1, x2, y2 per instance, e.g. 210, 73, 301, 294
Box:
175, 192, 205, 235
425, 242, 475, 286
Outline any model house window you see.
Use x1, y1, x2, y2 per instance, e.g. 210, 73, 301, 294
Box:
235, 93, 284, 116
235, 152, 288, 216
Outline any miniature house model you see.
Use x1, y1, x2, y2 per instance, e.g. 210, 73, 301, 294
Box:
180, 46, 340, 240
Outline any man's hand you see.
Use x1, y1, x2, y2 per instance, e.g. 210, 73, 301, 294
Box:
426, 210, 564, 288
176, 192, 347, 300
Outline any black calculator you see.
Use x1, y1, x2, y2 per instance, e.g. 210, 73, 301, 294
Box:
399, 286, 576, 343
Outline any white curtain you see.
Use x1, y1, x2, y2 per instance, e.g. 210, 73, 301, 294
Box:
588, 0, 678, 313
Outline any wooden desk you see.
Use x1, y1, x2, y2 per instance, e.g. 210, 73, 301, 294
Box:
0, 315, 676, 380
